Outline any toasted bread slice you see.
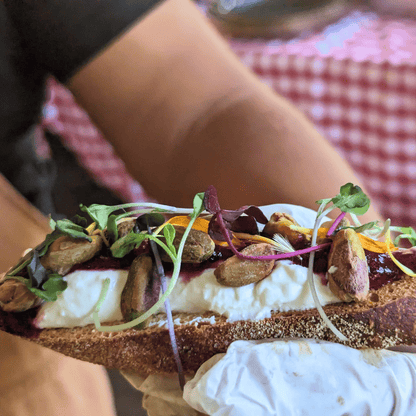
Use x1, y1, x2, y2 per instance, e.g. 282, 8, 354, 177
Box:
1, 273, 413, 377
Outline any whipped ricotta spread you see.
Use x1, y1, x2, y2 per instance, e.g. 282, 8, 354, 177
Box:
36, 203, 339, 328
37, 270, 128, 328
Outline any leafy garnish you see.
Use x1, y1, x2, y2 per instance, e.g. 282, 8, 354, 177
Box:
204, 185, 268, 241
385, 229, 416, 277
7, 216, 92, 279
135, 213, 166, 232
390, 226, 416, 247
30, 274, 68, 302
106, 214, 119, 243
343, 221, 380, 234
80, 202, 195, 230
94, 191, 205, 332
10, 252, 67, 302
318, 183, 370, 215
110, 232, 147, 258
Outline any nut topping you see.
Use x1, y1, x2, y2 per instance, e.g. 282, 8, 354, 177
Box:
40, 235, 103, 276
160, 225, 215, 263
103, 218, 136, 242
121, 254, 159, 322
327, 229, 369, 302
214, 243, 275, 287
0, 278, 42, 312
263, 212, 311, 248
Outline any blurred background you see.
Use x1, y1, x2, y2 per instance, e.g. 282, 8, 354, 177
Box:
21, 0, 416, 414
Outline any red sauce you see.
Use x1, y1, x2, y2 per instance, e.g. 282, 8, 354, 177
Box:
0, 307, 41, 338
366, 248, 416, 290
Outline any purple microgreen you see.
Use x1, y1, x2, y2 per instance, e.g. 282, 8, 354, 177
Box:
204, 185, 268, 241
215, 209, 331, 260
147, 223, 185, 390
326, 212, 347, 237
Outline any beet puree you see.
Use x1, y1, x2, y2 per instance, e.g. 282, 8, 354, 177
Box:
366, 248, 416, 290
0, 307, 41, 338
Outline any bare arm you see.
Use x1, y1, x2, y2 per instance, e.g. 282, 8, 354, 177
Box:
67, 0, 381, 222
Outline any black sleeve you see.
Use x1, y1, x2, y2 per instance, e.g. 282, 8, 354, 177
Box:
4, 0, 163, 83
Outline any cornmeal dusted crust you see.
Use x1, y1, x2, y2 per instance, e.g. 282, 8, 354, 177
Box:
4, 274, 414, 376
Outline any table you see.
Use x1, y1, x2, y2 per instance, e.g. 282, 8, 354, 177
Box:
41, 10, 416, 227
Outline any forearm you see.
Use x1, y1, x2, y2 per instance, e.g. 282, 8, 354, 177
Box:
68, 0, 381, 223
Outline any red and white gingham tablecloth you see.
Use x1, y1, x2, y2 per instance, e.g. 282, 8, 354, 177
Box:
41, 10, 416, 227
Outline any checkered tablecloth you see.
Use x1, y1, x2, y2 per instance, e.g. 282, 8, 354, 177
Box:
41, 10, 416, 227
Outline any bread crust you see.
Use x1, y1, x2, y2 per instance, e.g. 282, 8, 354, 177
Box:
3, 274, 414, 376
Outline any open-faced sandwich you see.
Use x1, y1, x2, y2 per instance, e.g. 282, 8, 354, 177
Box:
1, 184, 415, 386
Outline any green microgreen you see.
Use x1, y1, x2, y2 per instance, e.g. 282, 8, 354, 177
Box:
389, 226, 416, 247
7, 217, 91, 278
80, 202, 195, 230
94, 192, 205, 332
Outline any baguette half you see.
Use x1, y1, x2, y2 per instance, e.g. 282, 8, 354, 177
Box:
1, 194, 416, 377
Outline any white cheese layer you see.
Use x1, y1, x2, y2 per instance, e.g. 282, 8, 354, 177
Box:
36, 203, 338, 328
162, 262, 338, 321
36, 270, 128, 328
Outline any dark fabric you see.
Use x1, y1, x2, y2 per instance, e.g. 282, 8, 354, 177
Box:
3, 0, 162, 83
0, 3, 46, 144
0, 0, 161, 215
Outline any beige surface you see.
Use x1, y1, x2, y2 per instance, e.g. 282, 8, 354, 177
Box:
0, 173, 117, 416
0, 174, 50, 272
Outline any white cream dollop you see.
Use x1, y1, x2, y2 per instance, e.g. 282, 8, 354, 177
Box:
36, 270, 128, 328
162, 261, 338, 321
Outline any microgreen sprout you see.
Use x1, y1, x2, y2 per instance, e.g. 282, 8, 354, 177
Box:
92, 278, 111, 328
385, 229, 416, 277
272, 234, 296, 254
146, 223, 185, 390
93, 193, 205, 332
350, 213, 390, 240
389, 225, 416, 247
307, 200, 348, 342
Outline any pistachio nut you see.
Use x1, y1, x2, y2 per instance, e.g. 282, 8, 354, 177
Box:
263, 212, 311, 248
160, 225, 215, 263
214, 243, 275, 287
40, 235, 103, 275
327, 228, 369, 302
0, 278, 42, 312
120, 254, 159, 322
